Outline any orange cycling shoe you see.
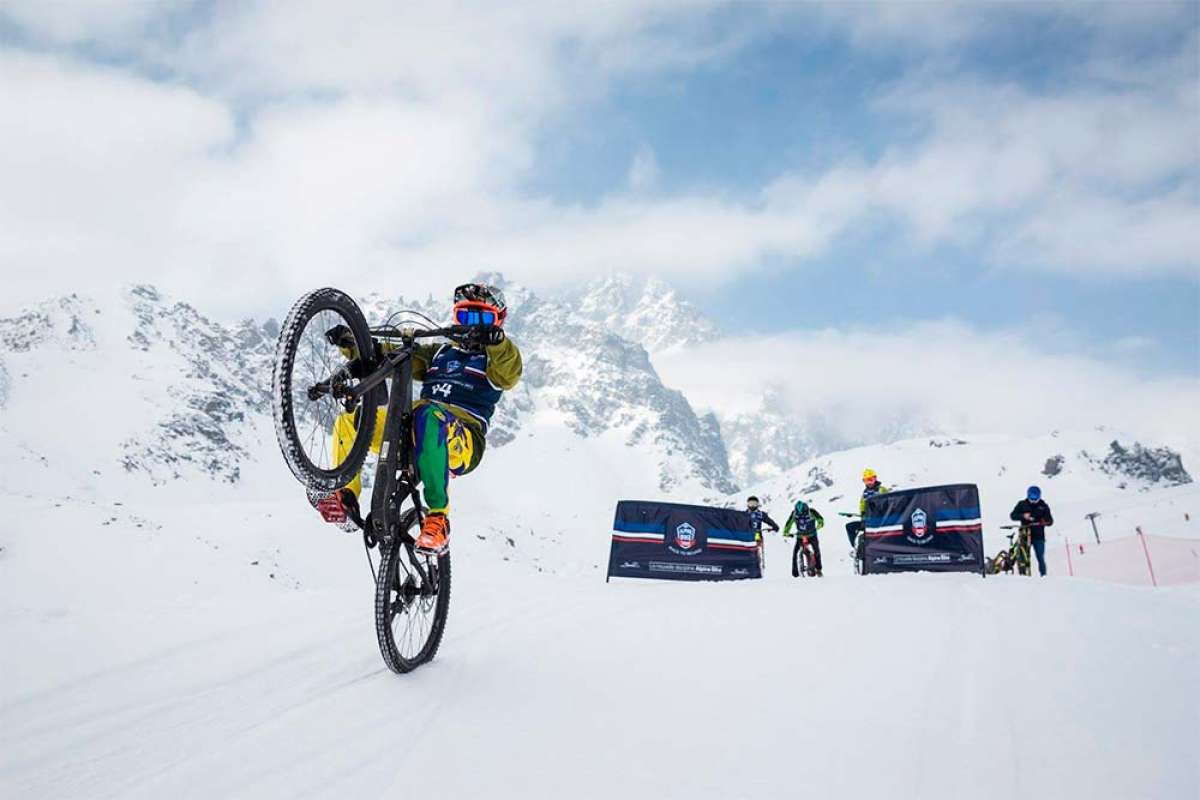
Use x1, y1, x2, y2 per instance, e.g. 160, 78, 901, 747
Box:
414, 513, 450, 555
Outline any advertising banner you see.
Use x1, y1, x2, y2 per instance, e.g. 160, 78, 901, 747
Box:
606, 500, 761, 582
862, 484, 985, 575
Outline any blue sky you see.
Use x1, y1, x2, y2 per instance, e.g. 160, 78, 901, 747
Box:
521, 6, 1200, 373
0, 2, 1196, 388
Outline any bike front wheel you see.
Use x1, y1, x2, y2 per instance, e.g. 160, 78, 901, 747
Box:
272, 287, 381, 491
375, 519, 452, 673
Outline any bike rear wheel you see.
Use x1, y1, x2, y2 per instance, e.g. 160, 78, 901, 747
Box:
375, 516, 452, 673
272, 287, 381, 490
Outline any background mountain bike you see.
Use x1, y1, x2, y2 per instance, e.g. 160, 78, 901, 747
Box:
996, 525, 1033, 576
272, 287, 479, 674
791, 534, 816, 578
840, 511, 866, 575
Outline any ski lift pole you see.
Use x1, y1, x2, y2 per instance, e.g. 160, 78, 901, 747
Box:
1136, 526, 1157, 587
1084, 512, 1102, 545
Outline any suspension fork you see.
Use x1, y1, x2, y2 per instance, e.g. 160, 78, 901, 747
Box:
371, 353, 417, 544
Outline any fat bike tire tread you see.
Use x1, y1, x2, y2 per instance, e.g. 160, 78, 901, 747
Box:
272, 287, 378, 490
374, 524, 452, 674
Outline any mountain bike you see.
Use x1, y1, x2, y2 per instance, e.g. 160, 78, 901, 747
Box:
272, 287, 479, 674
991, 525, 1032, 576
788, 533, 816, 578
840, 511, 866, 575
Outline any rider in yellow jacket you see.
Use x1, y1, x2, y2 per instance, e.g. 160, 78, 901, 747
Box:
313, 283, 522, 555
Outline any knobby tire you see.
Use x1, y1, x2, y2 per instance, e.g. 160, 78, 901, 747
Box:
272, 287, 380, 490
375, 510, 452, 673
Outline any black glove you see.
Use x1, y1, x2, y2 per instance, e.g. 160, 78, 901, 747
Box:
324, 324, 356, 350
479, 326, 506, 347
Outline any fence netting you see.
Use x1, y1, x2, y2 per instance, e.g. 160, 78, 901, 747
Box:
1046, 533, 1200, 586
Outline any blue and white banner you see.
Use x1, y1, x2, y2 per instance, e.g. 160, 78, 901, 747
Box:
862, 484, 985, 575
606, 500, 761, 582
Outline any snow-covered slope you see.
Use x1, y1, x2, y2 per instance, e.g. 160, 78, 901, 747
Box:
0, 288, 279, 496
1, 493, 1196, 799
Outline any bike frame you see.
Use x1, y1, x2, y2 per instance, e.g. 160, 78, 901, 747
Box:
796, 535, 815, 576
341, 326, 468, 548
999, 526, 1033, 575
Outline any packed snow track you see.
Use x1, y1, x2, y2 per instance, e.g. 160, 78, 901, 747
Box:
1, 500, 1196, 799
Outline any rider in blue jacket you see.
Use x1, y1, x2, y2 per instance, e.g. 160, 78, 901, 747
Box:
746, 496, 780, 539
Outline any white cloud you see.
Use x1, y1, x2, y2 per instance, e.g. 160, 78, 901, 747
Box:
0, 1, 1195, 317
0, 50, 235, 295
655, 321, 1200, 454
384, 67, 1200, 286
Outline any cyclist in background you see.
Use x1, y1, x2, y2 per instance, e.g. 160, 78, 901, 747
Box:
845, 468, 889, 547
783, 499, 825, 577
1010, 485, 1054, 576
747, 496, 780, 540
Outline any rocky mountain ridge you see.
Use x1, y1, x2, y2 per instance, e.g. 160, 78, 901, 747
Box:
0, 277, 737, 495
1, 279, 1190, 503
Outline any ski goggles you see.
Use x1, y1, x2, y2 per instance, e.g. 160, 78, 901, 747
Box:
453, 301, 501, 327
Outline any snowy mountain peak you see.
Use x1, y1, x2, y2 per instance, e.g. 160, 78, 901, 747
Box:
0, 293, 99, 353
1, 280, 737, 496
573, 272, 719, 353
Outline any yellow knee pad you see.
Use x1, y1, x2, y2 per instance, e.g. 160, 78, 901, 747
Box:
447, 420, 474, 475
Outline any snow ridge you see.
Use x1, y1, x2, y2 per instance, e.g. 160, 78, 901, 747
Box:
0, 277, 737, 495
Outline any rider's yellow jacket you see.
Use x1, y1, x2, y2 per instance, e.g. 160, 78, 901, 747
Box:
859, 482, 890, 515
339, 335, 522, 445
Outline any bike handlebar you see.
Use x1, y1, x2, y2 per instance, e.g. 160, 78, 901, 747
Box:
369, 324, 478, 341
310, 324, 493, 406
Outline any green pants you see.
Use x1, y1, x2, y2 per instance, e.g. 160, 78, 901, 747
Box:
333, 402, 477, 514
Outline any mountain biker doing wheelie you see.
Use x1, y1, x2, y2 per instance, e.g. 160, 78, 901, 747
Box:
783, 499, 825, 577
310, 282, 522, 555
845, 468, 889, 546
1010, 485, 1054, 576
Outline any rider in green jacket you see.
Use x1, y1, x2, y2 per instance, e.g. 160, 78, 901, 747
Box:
783, 500, 825, 577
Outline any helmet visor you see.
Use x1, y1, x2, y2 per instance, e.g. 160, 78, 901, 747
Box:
454, 301, 500, 326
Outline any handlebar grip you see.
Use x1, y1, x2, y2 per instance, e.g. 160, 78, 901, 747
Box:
412, 325, 476, 339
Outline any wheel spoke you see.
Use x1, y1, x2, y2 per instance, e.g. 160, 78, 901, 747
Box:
381, 546, 444, 666
284, 306, 365, 474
